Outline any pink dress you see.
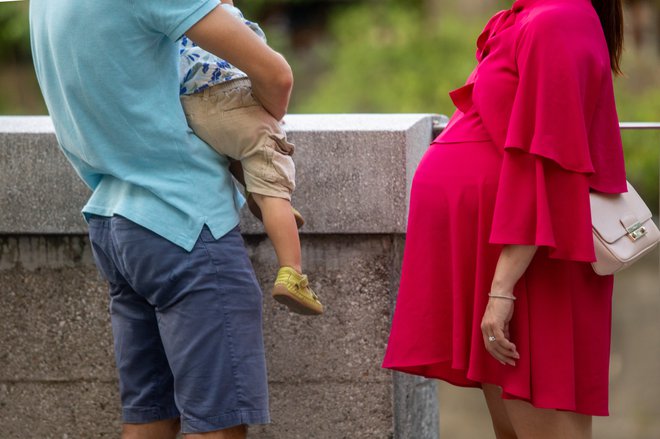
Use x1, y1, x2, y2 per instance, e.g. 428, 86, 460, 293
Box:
382, 0, 626, 416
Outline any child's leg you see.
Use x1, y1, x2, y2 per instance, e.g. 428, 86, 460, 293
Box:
230, 160, 304, 229
250, 193, 301, 273
190, 79, 322, 314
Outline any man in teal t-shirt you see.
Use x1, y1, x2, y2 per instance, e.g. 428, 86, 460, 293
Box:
30, 0, 293, 437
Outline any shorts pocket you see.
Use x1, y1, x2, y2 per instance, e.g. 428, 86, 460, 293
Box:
269, 132, 295, 156
88, 236, 122, 286
261, 135, 296, 192
111, 218, 194, 287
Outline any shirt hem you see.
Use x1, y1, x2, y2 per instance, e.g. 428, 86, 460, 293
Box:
82, 205, 240, 252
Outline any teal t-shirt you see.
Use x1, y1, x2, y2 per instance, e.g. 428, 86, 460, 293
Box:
30, 0, 243, 251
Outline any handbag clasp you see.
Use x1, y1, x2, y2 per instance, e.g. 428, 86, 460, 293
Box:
626, 222, 647, 241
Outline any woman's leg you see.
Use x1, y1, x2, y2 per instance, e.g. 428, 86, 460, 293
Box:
482, 384, 517, 439
503, 398, 592, 439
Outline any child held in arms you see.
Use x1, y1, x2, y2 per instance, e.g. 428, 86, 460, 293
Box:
179, 0, 323, 315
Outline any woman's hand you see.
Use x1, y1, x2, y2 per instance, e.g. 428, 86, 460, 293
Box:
481, 297, 519, 366
482, 244, 537, 366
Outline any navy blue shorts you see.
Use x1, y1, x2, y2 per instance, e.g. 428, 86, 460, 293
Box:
88, 215, 269, 433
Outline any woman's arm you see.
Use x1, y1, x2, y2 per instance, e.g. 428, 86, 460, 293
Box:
481, 244, 537, 365
186, 5, 293, 120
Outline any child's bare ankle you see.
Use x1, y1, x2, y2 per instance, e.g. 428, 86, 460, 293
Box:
282, 264, 302, 274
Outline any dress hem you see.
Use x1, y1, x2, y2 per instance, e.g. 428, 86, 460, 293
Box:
382, 362, 609, 417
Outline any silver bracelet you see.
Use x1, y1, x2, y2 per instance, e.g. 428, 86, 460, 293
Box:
488, 293, 516, 301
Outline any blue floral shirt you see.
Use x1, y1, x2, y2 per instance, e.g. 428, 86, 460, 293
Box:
179, 4, 266, 95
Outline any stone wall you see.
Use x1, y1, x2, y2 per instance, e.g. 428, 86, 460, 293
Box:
0, 115, 441, 439
1, 115, 658, 439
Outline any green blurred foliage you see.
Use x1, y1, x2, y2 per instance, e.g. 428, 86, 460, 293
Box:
613, 53, 660, 213
294, 2, 481, 114
617, 84, 660, 211
1, 0, 658, 210
0, 1, 43, 115
288, 0, 660, 212
0, 1, 30, 61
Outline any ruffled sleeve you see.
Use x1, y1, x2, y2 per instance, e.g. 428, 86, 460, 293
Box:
489, 12, 625, 261
490, 149, 595, 261
504, 13, 599, 173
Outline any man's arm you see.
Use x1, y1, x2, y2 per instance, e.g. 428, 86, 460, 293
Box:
186, 5, 293, 120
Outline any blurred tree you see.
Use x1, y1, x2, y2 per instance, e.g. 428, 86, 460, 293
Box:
0, 1, 30, 61
294, 1, 484, 114
0, 1, 44, 114
291, 0, 659, 211
627, 0, 659, 53
0, 0, 658, 210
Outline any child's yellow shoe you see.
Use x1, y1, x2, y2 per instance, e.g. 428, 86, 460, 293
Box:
272, 267, 323, 315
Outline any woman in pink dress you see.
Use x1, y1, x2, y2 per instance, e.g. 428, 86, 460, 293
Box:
383, 0, 627, 437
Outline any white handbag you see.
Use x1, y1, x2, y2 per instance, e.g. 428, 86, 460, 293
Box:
590, 181, 660, 275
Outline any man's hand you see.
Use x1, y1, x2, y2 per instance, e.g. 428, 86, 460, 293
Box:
186, 5, 293, 120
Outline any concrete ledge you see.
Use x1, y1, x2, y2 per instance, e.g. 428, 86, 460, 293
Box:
5, 114, 657, 438
0, 114, 443, 438
0, 114, 444, 235
0, 117, 89, 234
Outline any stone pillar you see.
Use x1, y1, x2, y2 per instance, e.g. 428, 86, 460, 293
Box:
0, 115, 441, 439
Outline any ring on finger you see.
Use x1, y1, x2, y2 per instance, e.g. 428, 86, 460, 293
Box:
488, 335, 496, 342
